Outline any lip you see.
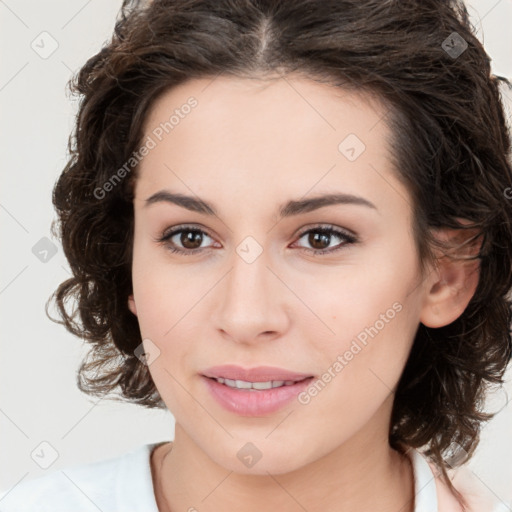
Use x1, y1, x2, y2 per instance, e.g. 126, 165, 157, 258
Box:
200, 365, 315, 417
201, 365, 313, 382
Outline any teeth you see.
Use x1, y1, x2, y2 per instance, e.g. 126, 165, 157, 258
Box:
214, 377, 299, 390
235, 379, 253, 389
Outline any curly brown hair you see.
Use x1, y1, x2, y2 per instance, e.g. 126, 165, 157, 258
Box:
47, 0, 512, 506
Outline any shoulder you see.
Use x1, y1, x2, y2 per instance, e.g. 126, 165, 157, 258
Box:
0, 443, 160, 512
0, 459, 119, 512
426, 459, 508, 512
409, 448, 507, 512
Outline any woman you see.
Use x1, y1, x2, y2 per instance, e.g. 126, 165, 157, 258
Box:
2, 0, 511, 510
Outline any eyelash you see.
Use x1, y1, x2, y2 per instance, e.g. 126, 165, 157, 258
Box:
155, 224, 358, 256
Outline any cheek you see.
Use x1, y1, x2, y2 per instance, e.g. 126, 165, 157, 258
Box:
130, 251, 217, 389
296, 242, 420, 404
297, 252, 415, 354
293, 296, 417, 457
301, 286, 413, 403
131, 263, 197, 412
130, 235, 188, 336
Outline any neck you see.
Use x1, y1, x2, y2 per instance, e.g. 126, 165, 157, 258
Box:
153, 428, 415, 512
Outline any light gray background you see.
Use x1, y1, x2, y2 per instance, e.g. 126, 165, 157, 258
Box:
1, 0, 511, 503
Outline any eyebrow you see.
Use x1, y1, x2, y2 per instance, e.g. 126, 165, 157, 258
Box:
144, 190, 378, 217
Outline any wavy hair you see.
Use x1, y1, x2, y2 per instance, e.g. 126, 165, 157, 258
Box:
47, 0, 512, 506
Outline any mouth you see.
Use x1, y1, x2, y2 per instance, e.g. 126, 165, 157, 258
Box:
203, 375, 313, 391
201, 369, 315, 416
201, 364, 314, 383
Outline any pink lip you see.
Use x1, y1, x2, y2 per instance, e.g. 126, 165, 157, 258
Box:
200, 365, 315, 417
201, 365, 313, 382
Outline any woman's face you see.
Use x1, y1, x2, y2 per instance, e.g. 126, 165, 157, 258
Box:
128, 74, 430, 473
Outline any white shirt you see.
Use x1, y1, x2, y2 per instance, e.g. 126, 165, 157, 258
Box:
0, 442, 508, 511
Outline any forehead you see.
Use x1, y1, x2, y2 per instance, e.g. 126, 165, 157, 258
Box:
134, 74, 407, 218
140, 74, 390, 153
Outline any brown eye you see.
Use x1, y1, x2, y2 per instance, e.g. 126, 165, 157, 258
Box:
307, 231, 332, 250
156, 224, 357, 257
178, 230, 204, 250
294, 226, 357, 255
157, 226, 214, 254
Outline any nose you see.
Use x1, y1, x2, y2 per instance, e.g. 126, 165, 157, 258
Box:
212, 242, 290, 345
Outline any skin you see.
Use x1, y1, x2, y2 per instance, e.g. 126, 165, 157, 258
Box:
127, 74, 480, 512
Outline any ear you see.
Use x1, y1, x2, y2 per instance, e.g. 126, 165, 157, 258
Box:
128, 293, 138, 316
420, 221, 482, 329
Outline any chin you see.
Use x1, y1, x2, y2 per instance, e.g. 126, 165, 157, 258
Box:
207, 438, 307, 476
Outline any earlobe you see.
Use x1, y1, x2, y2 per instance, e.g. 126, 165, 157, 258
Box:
420, 222, 482, 329
128, 294, 137, 316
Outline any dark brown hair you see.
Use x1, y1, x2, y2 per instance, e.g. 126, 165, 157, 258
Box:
47, 0, 512, 506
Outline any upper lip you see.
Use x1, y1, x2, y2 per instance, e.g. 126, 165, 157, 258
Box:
202, 365, 314, 382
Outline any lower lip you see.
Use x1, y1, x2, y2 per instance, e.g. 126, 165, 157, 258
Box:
202, 375, 314, 416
